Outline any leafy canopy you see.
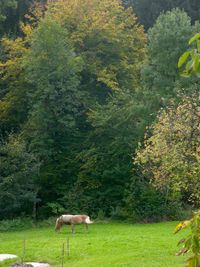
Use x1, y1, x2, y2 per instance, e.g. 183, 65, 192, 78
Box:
135, 94, 200, 204
143, 8, 199, 100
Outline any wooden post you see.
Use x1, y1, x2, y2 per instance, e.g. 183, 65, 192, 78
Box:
22, 239, 26, 264
66, 238, 69, 257
61, 243, 64, 267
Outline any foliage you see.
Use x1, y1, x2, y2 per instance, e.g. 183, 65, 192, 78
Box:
126, 8, 196, 220
0, 217, 34, 231
125, 176, 184, 222
21, 17, 85, 216
178, 33, 200, 77
0, 134, 40, 219
40, 0, 147, 216
23, 17, 83, 157
175, 211, 200, 267
0, 37, 29, 136
143, 8, 199, 101
0, 0, 46, 37
74, 89, 152, 216
47, 0, 146, 95
1, 0, 199, 222
135, 94, 200, 205
174, 33, 200, 267
0, 0, 17, 22
124, 0, 200, 30
0, 0, 147, 218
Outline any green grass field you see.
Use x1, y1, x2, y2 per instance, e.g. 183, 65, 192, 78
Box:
0, 222, 187, 267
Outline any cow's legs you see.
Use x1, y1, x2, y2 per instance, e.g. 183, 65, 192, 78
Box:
71, 224, 75, 234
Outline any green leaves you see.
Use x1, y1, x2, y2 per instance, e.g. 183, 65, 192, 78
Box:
124, 0, 200, 30
178, 33, 200, 77
189, 33, 200, 45
0, 134, 40, 218
135, 94, 200, 203
144, 8, 196, 100
175, 211, 200, 267
24, 17, 83, 154
178, 51, 190, 68
175, 31, 200, 267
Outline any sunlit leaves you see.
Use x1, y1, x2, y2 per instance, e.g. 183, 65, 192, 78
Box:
178, 52, 190, 68
189, 34, 200, 45
175, 211, 200, 267
46, 0, 146, 94
135, 94, 200, 203
179, 33, 200, 77
175, 41, 200, 265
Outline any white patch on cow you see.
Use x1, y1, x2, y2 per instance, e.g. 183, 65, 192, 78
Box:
0, 254, 18, 261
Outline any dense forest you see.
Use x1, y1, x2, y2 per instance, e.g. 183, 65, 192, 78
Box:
0, 0, 199, 221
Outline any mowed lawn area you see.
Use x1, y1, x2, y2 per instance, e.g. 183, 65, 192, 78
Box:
0, 222, 186, 267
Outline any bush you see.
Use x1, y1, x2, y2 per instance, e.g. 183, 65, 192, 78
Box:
0, 218, 34, 232
0, 217, 57, 232
96, 209, 105, 220
110, 206, 128, 221
126, 179, 188, 222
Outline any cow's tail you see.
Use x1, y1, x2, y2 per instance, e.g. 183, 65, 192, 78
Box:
85, 216, 94, 224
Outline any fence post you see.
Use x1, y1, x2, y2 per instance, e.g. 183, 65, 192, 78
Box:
66, 238, 69, 257
61, 243, 64, 267
22, 239, 26, 264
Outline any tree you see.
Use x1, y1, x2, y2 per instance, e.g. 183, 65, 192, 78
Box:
74, 89, 152, 215
0, 0, 147, 217
123, 9, 199, 222
23, 17, 83, 157
0, 32, 31, 136
0, 14, 84, 217
174, 33, 200, 267
47, 0, 146, 97
143, 9, 199, 103
21, 17, 84, 213
135, 94, 200, 205
123, 0, 200, 30
0, 0, 17, 22
0, 134, 40, 219
44, 0, 147, 215
0, 0, 46, 37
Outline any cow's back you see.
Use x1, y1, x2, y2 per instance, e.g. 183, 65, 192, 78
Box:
71, 215, 87, 224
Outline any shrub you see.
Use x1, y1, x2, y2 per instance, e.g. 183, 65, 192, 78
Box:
0, 218, 33, 232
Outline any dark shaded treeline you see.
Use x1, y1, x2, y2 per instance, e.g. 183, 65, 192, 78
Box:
125, 0, 200, 29
0, 0, 46, 36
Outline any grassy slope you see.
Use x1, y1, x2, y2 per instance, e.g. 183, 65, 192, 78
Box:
0, 222, 186, 267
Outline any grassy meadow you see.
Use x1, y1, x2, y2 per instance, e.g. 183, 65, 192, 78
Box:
0, 222, 187, 267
